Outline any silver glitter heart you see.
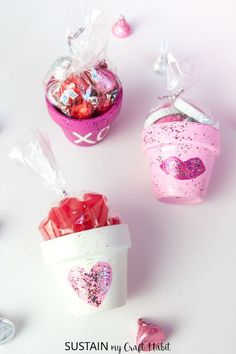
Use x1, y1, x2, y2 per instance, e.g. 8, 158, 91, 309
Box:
0, 318, 15, 345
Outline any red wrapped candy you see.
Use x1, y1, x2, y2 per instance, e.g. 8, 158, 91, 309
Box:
39, 193, 121, 240
46, 62, 121, 120
44, 11, 122, 120
69, 100, 93, 119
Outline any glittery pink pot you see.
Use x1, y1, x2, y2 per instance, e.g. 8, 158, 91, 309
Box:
143, 121, 220, 204
45, 89, 123, 147
40, 224, 131, 315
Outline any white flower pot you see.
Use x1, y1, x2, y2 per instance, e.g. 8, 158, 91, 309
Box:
40, 224, 131, 315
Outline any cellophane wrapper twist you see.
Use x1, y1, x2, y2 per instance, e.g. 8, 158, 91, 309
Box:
9, 128, 121, 241
44, 9, 122, 120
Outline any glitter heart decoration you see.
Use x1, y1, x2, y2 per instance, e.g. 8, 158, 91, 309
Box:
160, 157, 206, 180
68, 262, 112, 307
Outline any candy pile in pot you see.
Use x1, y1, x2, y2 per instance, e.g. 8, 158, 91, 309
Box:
46, 59, 121, 120
44, 11, 121, 120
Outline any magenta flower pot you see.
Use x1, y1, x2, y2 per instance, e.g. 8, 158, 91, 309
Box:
46, 89, 123, 147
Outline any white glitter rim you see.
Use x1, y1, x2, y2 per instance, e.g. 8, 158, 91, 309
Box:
174, 97, 215, 125
144, 106, 180, 128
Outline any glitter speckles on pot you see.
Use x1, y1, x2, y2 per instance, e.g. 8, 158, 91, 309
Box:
160, 156, 206, 180
68, 262, 112, 307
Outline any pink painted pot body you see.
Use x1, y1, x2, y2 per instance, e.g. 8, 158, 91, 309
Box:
46, 89, 123, 147
143, 121, 220, 204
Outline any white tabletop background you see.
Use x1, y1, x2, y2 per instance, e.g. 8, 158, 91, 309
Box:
1, 0, 236, 353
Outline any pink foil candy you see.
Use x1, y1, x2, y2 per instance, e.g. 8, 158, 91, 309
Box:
136, 318, 166, 352
112, 15, 132, 38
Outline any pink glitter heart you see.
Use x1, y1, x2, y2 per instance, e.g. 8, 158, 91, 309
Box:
68, 262, 112, 307
160, 157, 205, 180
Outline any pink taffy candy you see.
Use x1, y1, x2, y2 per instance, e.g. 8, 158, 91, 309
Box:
156, 101, 184, 124
157, 115, 184, 123
136, 318, 166, 352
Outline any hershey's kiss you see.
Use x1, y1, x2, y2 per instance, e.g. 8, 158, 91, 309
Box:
0, 318, 15, 345
44, 56, 72, 85
136, 318, 166, 351
52, 56, 72, 81
112, 15, 132, 38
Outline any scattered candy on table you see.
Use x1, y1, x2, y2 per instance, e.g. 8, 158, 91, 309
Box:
136, 318, 166, 351
0, 318, 15, 345
112, 15, 132, 38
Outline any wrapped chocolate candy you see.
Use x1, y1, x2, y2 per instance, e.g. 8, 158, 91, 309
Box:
0, 318, 15, 345
44, 10, 123, 146
136, 318, 166, 352
143, 53, 220, 204
10, 129, 131, 315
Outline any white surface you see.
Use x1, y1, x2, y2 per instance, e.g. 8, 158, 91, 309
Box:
0, 0, 236, 353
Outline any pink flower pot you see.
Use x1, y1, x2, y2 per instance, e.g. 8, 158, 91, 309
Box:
46, 89, 123, 147
143, 121, 220, 204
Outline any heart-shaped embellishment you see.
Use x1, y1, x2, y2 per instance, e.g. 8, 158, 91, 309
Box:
160, 156, 205, 180
68, 262, 112, 307
136, 318, 166, 351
